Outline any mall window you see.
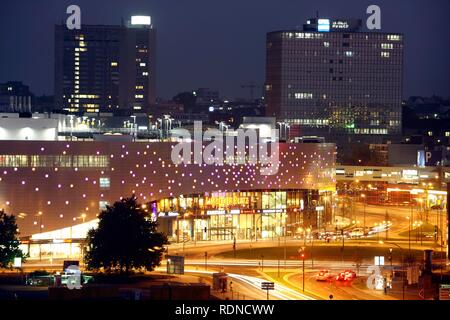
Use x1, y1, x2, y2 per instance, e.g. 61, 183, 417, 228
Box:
99, 177, 110, 189
0, 155, 109, 168
99, 201, 109, 211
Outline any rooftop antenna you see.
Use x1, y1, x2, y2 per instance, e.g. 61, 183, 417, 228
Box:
316, 10, 319, 18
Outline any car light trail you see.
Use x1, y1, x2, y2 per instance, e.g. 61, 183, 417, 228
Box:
184, 269, 315, 300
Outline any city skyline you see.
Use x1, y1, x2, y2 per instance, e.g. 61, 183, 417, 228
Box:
0, 0, 449, 100
0, 1, 449, 304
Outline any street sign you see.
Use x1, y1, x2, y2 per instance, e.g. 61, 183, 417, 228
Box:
261, 282, 275, 290
166, 255, 185, 275
439, 284, 450, 300
261, 282, 275, 300
13, 257, 22, 268
407, 266, 419, 285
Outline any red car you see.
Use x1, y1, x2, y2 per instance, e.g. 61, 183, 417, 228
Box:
336, 270, 356, 281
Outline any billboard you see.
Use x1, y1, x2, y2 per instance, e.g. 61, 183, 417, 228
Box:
318, 19, 331, 32
417, 150, 442, 167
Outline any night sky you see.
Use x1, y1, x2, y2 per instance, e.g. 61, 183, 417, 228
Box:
1, 0, 449, 100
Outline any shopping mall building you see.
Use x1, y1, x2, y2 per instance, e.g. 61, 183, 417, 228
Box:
0, 140, 336, 258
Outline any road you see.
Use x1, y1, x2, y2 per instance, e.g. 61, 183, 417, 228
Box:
19, 204, 446, 300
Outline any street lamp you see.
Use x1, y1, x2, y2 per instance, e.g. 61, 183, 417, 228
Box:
379, 240, 405, 300
406, 216, 411, 252
36, 211, 44, 261
298, 248, 305, 292
130, 115, 137, 141
361, 194, 366, 235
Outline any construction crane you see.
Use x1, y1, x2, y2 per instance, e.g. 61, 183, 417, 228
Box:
241, 83, 260, 101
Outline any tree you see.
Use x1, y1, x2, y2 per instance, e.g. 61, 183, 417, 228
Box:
0, 210, 25, 269
84, 196, 168, 274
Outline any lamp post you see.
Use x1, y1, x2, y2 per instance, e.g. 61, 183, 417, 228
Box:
130, 115, 137, 141
389, 248, 393, 277
406, 216, 411, 252
36, 211, 43, 261
379, 240, 405, 300
361, 194, 366, 235
299, 248, 305, 292
261, 255, 264, 271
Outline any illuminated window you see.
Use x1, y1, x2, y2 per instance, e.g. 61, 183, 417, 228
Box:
142, 72, 149, 76
381, 52, 390, 58
0, 155, 109, 168
387, 35, 401, 41
139, 63, 146, 67
294, 93, 313, 99
99, 201, 109, 211
381, 43, 393, 49
323, 42, 330, 47
99, 177, 110, 189
111, 62, 118, 67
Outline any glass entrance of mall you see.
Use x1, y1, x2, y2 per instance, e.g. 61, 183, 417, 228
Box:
153, 189, 333, 242
208, 214, 238, 241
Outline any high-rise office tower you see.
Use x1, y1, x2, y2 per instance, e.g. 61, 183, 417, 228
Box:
55, 16, 156, 113
265, 18, 403, 145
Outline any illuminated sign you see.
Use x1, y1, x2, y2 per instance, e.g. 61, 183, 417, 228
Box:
262, 209, 283, 213
131, 16, 151, 26
158, 212, 179, 217
402, 169, 418, 179
13, 257, 22, 268
374, 256, 385, 266
207, 210, 226, 215
229, 209, 241, 215
332, 20, 350, 29
318, 19, 330, 32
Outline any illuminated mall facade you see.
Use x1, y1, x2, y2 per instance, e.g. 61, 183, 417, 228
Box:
0, 141, 335, 258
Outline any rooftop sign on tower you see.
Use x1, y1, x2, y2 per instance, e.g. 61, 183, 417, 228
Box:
131, 15, 151, 26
